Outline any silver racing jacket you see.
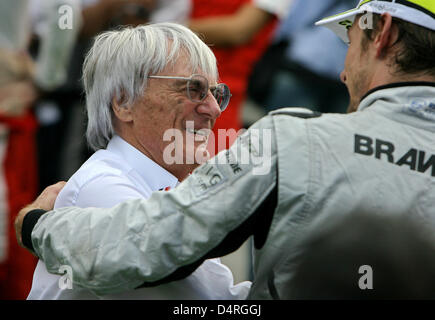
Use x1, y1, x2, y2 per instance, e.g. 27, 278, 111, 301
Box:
28, 83, 435, 299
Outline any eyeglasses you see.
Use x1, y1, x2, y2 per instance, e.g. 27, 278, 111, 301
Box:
147, 74, 231, 111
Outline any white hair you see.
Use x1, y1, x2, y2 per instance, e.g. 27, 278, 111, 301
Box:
83, 22, 218, 151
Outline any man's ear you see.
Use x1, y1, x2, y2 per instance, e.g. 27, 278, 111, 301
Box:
374, 13, 399, 58
112, 96, 133, 123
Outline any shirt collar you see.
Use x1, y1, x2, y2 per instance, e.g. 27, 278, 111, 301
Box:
106, 135, 179, 191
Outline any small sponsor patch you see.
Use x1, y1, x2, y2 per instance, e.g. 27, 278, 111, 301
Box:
405, 99, 435, 121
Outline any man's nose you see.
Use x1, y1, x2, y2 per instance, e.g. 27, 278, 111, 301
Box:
340, 70, 347, 84
197, 93, 222, 119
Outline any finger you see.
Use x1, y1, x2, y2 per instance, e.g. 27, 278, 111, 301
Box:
33, 181, 67, 211
52, 181, 67, 191
41, 181, 66, 196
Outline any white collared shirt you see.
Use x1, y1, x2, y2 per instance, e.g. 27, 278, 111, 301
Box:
27, 135, 251, 299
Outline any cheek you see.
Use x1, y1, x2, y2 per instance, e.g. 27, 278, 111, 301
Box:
344, 47, 355, 71
144, 96, 178, 127
344, 48, 362, 82
173, 99, 194, 127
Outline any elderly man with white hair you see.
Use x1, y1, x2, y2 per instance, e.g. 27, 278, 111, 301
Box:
27, 22, 249, 299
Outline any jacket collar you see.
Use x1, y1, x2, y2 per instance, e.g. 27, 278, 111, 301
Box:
358, 82, 435, 112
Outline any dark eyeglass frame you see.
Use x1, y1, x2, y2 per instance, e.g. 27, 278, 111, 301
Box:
147, 74, 231, 111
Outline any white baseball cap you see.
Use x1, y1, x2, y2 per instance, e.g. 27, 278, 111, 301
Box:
315, 0, 435, 43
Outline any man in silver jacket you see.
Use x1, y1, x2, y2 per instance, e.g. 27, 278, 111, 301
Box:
16, 0, 435, 299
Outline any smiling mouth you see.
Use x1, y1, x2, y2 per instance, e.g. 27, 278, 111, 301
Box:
186, 128, 211, 143
186, 128, 209, 137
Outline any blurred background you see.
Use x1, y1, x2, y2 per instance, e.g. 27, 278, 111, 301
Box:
0, 0, 353, 299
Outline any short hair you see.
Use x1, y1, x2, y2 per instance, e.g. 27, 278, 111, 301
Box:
83, 23, 218, 151
360, 13, 435, 77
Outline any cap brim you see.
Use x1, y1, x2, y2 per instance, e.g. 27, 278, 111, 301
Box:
315, 8, 364, 43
